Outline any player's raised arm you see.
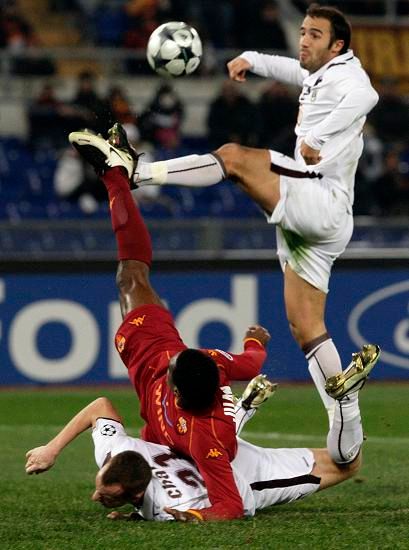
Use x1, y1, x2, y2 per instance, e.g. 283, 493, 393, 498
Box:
25, 397, 121, 475
213, 325, 270, 381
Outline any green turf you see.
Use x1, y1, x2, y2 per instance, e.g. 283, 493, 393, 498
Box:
0, 384, 408, 549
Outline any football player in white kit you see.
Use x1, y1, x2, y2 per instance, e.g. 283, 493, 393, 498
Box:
68, 3, 380, 439
67, 4, 381, 475
25, 371, 373, 522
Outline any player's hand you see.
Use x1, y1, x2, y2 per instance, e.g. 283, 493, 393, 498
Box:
25, 445, 57, 474
245, 325, 271, 347
300, 141, 321, 165
164, 507, 202, 522
227, 56, 251, 82
107, 511, 143, 521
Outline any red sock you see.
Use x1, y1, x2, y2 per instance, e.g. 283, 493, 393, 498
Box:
102, 167, 152, 266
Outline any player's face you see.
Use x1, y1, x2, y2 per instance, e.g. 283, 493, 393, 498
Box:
92, 468, 127, 508
299, 16, 343, 72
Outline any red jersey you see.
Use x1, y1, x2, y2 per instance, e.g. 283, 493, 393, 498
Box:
115, 304, 267, 520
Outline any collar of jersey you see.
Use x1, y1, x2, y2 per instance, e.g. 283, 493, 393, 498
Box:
304, 49, 355, 85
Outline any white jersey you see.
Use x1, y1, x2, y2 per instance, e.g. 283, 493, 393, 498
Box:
93, 418, 318, 520
240, 50, 379, 205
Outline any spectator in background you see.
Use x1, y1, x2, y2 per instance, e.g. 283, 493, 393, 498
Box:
207, 80, 256, 149
354, 124, 383, 215
139, 82, 184, 151
369, 77, 409, 146
28, 82, 68, 150
68, 70, 112, 135
106, 85, 138, 134
0, 5, 55, 75
54, 146, 107, 214
255, 81, 298, 155
245, 0, 288, 51
372, 146, 409, 216
186, 1, 235, 48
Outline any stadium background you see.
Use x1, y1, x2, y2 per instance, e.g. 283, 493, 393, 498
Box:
1, 0, 408, 387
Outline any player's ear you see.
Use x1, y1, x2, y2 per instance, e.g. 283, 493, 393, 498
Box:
331, 39, 344, 54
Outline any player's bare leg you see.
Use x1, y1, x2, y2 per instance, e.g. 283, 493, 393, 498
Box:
283, 265, 342, 426
69, 130, 162, 318
215, 144, 281, 214
310, 447, 361, 491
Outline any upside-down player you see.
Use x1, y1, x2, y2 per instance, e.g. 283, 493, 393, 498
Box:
65, 129, 273, 521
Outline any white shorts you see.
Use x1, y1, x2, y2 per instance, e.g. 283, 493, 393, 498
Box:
233, 438, 320, 509
267, 151, 353, 293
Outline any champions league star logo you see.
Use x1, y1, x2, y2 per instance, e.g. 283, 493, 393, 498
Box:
100, 424, 117, 436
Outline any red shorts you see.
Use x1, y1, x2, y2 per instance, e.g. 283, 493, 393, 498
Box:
115, 304, 186, 397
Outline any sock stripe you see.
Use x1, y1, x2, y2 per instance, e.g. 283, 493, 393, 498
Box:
337, 401, 346, 462
313, 354, 327, 380
168, 161, 221, 175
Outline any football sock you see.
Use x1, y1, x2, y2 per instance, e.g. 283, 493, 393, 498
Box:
135, 153, 226, 187
102, 167, 152, 266
304, 335, 341, 428
234, 399, 257, 436
327, 392, 363, 464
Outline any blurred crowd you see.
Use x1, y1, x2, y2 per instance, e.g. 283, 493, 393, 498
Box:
1, 0, 408, 218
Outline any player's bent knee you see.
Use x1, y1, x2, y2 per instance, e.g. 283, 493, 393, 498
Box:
215, 143, 245, 177
116, 260, 151, 297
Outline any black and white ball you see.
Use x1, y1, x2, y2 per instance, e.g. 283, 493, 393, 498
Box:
146, 21, 202, 77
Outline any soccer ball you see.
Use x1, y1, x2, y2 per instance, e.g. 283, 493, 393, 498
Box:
146, 21, 202, 77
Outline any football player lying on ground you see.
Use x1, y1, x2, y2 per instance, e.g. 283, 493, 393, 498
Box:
64, 127, 272, 521
25, 365, 377, 522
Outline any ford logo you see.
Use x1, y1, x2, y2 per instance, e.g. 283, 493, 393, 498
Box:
348, 280, 409, 370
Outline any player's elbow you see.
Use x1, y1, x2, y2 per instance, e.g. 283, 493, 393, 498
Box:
369, 88, 379, 110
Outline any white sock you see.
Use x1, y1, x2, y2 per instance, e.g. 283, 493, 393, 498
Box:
327, 392, 363, 464
234, 398, 257, 436
305, 338, 342, 428
135, 153, 226, 187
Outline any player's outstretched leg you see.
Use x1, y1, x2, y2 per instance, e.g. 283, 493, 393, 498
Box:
235, 375, 277, 436
68, 130, 162, 316
325, 345, 380, 464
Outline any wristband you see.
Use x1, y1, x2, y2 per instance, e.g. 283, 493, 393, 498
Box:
243, 337, 263, 347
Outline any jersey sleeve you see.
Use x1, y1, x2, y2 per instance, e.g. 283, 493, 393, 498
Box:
188, 428, 244, 520
304, 73, 379, 150
92, 418, 128, 468
207, 338, 267, 381
240, 51, 306, 86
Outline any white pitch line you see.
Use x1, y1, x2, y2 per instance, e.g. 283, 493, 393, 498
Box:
2, 425, 408, 445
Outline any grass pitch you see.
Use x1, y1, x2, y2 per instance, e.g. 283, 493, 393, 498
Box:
0, 384, 408, 549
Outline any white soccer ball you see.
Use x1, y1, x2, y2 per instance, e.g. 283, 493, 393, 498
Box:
146, 21, 202, 77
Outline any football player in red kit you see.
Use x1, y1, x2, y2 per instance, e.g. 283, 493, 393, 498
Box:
69, 124, 270, 521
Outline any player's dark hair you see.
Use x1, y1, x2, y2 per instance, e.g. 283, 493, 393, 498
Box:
306, 4, 351, 54
102, 451, 152, 494
172, 349, 220, 412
